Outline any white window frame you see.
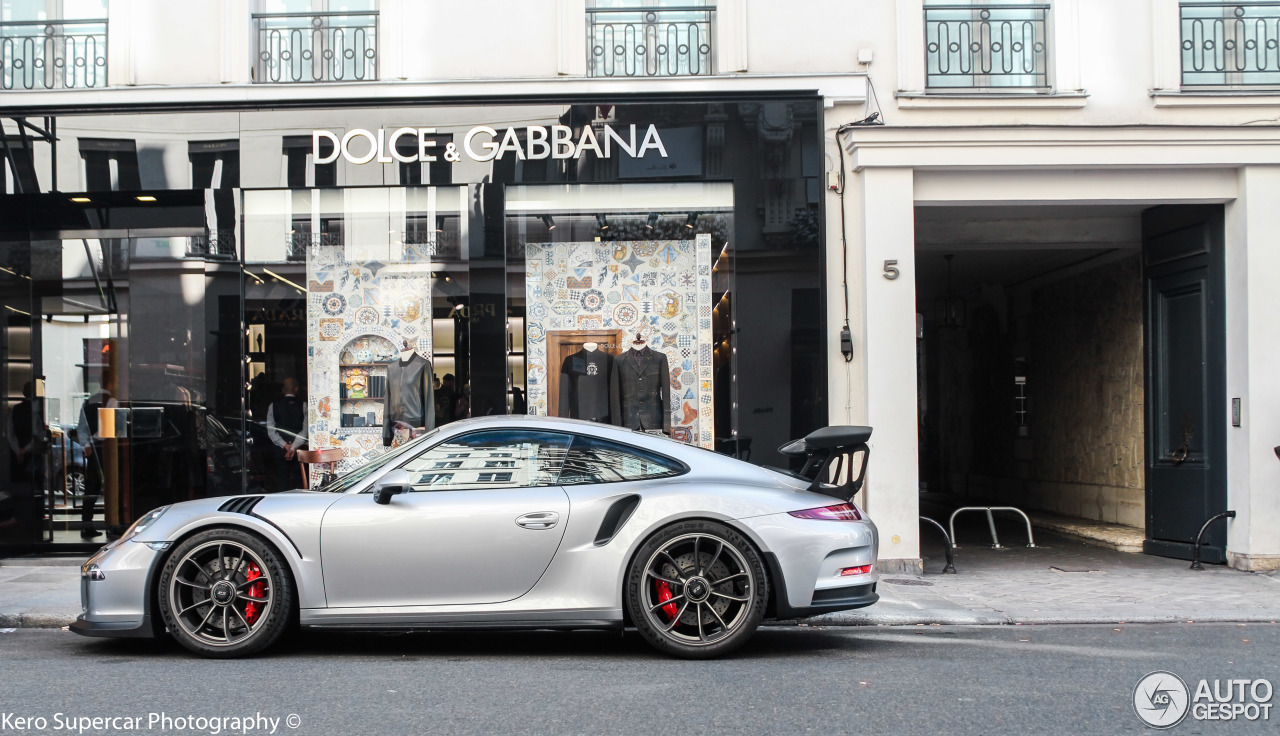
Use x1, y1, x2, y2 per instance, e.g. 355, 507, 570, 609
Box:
896, 0, 1084, 107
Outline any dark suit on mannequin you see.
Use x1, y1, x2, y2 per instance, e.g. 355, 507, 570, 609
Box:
610, 346, 670, 433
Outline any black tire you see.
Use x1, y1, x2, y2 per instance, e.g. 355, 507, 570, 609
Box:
157, 527, 294, 658
626, 519, 768, 659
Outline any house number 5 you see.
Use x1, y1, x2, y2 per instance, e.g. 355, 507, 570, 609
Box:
883, 260, 900, 280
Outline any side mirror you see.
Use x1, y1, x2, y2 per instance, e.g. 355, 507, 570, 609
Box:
372, 468, 415, 505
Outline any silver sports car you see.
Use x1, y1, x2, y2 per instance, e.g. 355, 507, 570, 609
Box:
71, 416, 879, 658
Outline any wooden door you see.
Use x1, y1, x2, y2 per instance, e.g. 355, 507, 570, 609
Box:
545, 329, 624, 418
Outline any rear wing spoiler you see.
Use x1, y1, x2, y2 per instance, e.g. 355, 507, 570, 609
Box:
777, 426, 872, 502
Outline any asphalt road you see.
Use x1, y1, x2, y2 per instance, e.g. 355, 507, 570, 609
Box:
1, 623, 1277, 735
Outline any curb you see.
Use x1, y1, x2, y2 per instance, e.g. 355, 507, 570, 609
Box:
0, 612, 76, 629
5, 612, 1276, 631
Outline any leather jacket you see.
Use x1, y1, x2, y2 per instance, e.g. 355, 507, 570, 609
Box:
383, 354, 435, 446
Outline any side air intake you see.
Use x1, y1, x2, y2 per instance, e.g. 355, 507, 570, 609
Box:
218, 496, 264, 515
594, 494, 641, 546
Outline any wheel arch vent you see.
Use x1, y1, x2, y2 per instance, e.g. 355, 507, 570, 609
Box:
594, 494, 641, 546
218, 496, 264, 515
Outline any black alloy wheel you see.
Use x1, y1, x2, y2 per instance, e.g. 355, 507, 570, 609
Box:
626, 520, 767, 658
157, 528, 294, 658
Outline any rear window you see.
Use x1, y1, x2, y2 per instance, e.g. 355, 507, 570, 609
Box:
558, 435, 685, 485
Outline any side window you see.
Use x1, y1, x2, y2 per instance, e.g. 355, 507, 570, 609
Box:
400, 430, 572, 491
558, 435, 684, 485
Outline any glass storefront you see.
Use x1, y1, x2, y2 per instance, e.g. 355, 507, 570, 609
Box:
0, 98, 826, 550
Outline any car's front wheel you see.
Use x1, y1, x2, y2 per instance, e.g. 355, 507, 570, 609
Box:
626, 520, 768, 658
157, 528, 294, 658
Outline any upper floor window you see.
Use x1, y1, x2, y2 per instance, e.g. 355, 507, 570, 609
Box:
1, 0, 107, 90
252, 0, 377, 84
1180, 2, 1280, 87
586, 0, 714, 78
924, 0, 1050, 91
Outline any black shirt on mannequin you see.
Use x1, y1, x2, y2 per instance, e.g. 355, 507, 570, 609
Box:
559, 348, 613, 423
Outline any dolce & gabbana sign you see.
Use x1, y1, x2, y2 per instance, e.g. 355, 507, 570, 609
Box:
313, 124, 669, 165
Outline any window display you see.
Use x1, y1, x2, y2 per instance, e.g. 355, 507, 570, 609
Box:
382, 340, 435, 446
525, 234, 715, 447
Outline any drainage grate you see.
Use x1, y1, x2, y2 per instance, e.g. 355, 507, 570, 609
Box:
882, 578, 934, 586
1050, 565, 1101, 573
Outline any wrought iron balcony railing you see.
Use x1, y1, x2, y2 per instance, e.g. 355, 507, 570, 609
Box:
253, 11, 377, 84
924, 4, 1049, 90
1180, 2, 1280, 86
587, 5, 714, 77
0, 19, 107, 90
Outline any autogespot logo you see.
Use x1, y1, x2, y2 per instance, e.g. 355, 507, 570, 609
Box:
1134, 671, 1191, 729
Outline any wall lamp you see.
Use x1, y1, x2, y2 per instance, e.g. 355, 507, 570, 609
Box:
646, 213, 658, 229
596, 214, 610, 230
541, 214, 556, 230
685, 212, 699, 229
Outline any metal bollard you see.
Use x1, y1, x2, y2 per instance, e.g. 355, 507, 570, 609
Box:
949, 506, 1037, 549
919, 516, 957, 573
1189, 510, 1236, 570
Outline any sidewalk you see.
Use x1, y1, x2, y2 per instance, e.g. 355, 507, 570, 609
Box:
807, 527, 1280, 627
2, 531, 1279, 629
0, 557, 81, 628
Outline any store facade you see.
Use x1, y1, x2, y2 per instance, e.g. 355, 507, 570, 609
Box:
0, 96, 829, 552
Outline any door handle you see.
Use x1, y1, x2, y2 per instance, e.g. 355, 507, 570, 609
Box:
1171, 415, 1193, 466
515, 511, 560, 530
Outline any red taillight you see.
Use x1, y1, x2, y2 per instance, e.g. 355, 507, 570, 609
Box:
788, 503, 863, 521
840, 565, 873, 576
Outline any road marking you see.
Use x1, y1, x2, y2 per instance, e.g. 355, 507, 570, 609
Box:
844, 631, 1165, 659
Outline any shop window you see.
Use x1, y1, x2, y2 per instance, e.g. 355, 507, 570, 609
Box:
400, 430, 573, 491
396, 133, 453, 185
282, 135, 336, 188
78, 138, 141, 192
1, 138, 37, 194
244, 184, 469, 475
506, 182, 734, 452
189, 140, 240, 189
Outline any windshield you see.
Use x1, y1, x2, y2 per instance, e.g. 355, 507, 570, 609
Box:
321, 429, 439, 493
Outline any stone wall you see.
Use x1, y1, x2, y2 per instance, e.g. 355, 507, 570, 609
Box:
1021, 254, 1146, 527
934, 254, 1146, 529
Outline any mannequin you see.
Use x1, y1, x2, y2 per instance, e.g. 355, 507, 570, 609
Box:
559, 339, 613, 423
382, 339, 435, 446
610, 331, 670, 434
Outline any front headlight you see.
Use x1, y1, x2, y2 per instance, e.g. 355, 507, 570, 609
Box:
121, 505, 170, 541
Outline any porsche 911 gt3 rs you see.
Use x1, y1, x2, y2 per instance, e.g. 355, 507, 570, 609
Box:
72, 416, 879, 658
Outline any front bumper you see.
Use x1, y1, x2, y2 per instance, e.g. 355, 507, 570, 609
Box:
70, 539, 164, 639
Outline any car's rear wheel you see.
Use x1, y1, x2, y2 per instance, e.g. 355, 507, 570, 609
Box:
626, 520, 767, 658
157, 528, 293, 658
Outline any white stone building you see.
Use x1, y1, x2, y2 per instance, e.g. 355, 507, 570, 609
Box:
0, 1, 1276, 572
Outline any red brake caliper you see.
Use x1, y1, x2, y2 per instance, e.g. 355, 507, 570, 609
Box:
244, 563, 264, 626
655, 580, 678, 621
